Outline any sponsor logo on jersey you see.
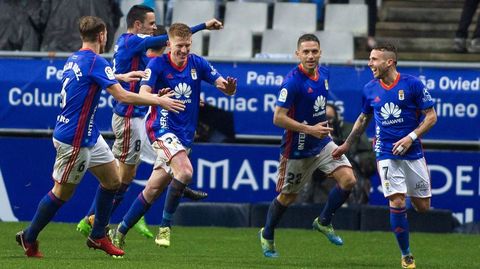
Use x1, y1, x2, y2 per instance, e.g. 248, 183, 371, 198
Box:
307, 87, 313, 93
160, 109, 168, 129
374, 96, 381, 103
174, 83, 192, 103
313, 95, 326, 117
191, 68, 197, 80
278, 88, 288, 102
398, 89, 404, 100
166, 73, 174, 79
380, 102, 403, 125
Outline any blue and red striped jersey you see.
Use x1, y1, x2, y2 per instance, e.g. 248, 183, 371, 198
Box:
53, 49, 117, 147
276, 65, 332, 159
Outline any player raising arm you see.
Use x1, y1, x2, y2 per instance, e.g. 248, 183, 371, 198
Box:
332, 44, 437, 269
15, 16, 183, 259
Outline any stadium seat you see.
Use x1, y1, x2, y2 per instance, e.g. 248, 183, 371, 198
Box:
208, 27, 253, 58
324, 4, 368, 37
224, 2, 268, 34
273, 3, 317, 32
155, 0, 165, 25
190, 33, 204, 56
260, 29, 305, 57
172, 0, 216, 26
315, 31, 355, 63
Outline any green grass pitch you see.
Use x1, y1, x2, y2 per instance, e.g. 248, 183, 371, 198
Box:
2, 222, 479, 268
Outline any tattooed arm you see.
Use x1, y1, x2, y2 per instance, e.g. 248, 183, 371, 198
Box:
332, 113, 373, 159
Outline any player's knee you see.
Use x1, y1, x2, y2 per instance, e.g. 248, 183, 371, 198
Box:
277, 193, 297, 206
175, 168, 193, 184
412, 201, 430, 213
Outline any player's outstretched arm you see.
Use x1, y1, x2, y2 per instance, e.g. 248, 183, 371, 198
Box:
108, 83, 185, 112
139, 85, 185, 113
392, 107, 437, 155
215, 76, 237, 96
115, 71, 146, 82
273, 106, 333, 139
332, 113, 372, 159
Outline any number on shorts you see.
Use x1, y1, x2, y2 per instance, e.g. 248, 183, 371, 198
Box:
134, 140, 141, 151
78, 160, 86, 172
286, 172, 302, 185
382, 166, 389, 181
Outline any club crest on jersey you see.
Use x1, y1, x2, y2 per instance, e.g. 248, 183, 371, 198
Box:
191, 68, 197, 80
324, 79, 329, 91
398, 89, 405, 100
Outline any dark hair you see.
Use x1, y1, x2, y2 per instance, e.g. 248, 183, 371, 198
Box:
79, 16, 106, 42
150, 25, 167, 50
373, 43, 398, 65
126, 5, 155, 28
297, 34, 320, 48
168, 23, 192, 39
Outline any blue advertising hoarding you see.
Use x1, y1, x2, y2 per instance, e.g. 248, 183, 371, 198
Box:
0, 137, 478, 224
1, 58, 478, 141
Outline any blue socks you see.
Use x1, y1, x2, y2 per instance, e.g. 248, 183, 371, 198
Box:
90, 186, 116, 239
160, 178, 186, 227
320, 184, 351, 226
25, 191, 65, 243
390, 207, 410, 256
263, 198, 287, 240
111, 183, 129, 213
87, 183, 129, 217
118, 192, 151, 235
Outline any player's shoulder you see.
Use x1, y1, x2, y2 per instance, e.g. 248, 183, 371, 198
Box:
319, 65, 329, 77
400, 73, 422, 84
284, 66, 302, 81
400, 73, 424, 90
363, 78, 378, 90
189, 53, 209, 64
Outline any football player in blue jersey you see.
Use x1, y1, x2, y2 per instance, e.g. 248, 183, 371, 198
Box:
15, 16, 185, 258
259, 34, 357, 258
108, 22, 236, 250
76, 5, 218, 238
332, 44, 437, 269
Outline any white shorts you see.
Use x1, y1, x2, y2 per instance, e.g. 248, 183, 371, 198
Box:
377, 158, 431, 198
276, 141, 352, 193
152, 133, 189, 174
111, 114, 145, 165
52, 136, 114, 184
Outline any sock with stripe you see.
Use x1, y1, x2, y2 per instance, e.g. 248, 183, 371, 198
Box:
25, 191, 65, 243
118, 192, 152, 235
262, 198, 287, 240
90, 186, 116, 239
319, 184, 351, 226
390, 206, 411, 256
160, 178, 186, 227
